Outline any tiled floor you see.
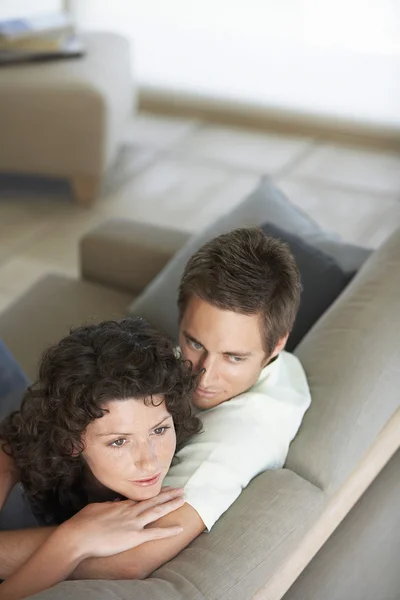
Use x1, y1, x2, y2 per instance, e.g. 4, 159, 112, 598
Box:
0, 111, 399, 314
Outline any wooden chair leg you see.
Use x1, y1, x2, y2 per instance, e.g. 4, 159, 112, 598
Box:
70, 175, 100, 206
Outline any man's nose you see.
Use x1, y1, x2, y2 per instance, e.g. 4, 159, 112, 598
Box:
199, 354, 219, 388
133, 441, 158, 474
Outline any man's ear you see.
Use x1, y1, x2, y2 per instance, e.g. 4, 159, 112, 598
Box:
263, 333, 289, 366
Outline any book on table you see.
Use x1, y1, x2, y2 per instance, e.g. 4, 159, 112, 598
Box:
0, 12, 74, 43
0, 11, 85, 65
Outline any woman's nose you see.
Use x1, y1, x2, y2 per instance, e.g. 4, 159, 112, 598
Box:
133, 441, 158, 473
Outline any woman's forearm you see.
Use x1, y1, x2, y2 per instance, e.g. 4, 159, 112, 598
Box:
0, 526, 84, 600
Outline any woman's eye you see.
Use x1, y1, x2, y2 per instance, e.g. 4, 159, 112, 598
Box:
110, 438, 127, 448
153, 426, 170, 436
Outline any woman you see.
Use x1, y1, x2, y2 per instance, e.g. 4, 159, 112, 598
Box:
0, 317, 201, 600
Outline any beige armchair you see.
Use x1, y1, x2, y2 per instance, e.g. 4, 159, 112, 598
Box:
0, 32, 134, 205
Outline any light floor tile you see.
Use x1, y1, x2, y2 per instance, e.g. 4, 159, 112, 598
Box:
290, 143, 400, 195
278, 179, 400, 248
99, 158, 259, 232
173, 124, 316, 174
23, 210, 110, 276
0, 110, 399, 309
125, 113, 200, 150
103, 146, 157, 195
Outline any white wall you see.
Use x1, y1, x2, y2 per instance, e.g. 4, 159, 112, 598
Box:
22, 1, 400, 128
0, 1, 62, 19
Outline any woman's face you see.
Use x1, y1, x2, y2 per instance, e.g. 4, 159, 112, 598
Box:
81, 397, 176, 501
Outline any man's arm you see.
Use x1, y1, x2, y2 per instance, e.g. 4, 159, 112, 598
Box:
72, 502, 205, 580
0, 528, 56, 579
0, 504, 205, 581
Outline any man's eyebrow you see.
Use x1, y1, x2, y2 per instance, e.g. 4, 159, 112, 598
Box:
183, 331, 252, 357
183, 331, 204, 346
96, 416, 172, 437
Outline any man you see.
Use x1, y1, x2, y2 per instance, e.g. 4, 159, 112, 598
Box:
0, 228, 311, 581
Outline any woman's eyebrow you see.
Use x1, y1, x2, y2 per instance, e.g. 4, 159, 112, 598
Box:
96, 416, 172, 437
150, 415, 173, 430
96, 431, 132, 437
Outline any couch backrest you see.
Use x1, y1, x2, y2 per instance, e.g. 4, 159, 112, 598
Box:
287, 229, 400, 494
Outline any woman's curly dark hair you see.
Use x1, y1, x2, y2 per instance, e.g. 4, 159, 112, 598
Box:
0, 317, 201, 524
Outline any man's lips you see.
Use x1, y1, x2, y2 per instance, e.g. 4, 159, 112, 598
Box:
130, 472, 161, 487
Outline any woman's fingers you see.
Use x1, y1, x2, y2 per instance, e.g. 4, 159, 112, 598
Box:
140, 525, 183, 543
133, 488, 184, 516
138, 495, 185, 527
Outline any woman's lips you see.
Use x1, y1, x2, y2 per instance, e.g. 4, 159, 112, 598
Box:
195, 387, 218, 398
131, 472, 161, 487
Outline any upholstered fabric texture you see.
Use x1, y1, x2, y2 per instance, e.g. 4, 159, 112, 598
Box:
0, 275, 132, 381
287, 228, 400, 493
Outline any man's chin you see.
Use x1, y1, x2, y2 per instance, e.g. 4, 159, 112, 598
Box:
192, 392, 226, 410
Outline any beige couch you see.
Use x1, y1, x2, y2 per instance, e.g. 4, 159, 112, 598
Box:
0, 33, 134, 205
0, 217, 399, 600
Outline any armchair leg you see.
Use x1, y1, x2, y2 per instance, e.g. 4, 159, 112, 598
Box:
70, 175, 100, 206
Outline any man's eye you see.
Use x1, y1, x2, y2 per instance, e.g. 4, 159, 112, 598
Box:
228, 355, 244, 363
110, 438, 127, 447
153, 426, 171, 436
188, 339, 202, 350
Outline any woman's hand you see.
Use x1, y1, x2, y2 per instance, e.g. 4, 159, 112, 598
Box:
61, 487, 185, 560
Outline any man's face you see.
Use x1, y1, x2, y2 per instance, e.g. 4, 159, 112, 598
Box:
82, 397, 176, 501
179, 296, 269, 410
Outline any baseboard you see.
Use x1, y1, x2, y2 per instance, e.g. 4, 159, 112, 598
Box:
138, 87, 400, 152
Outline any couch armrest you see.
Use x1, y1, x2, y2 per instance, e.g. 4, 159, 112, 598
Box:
26, 469, 325, 600
80, 219, 191, 296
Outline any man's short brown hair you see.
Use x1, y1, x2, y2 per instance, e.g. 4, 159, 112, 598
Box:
178, 228, 302, 356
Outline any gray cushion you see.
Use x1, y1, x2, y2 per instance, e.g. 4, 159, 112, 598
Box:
129, 178, 371, 342
0, 484, 39, 531
288, 228, 400, 493
0, 339, 28, 422
261, 223, 354, 352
